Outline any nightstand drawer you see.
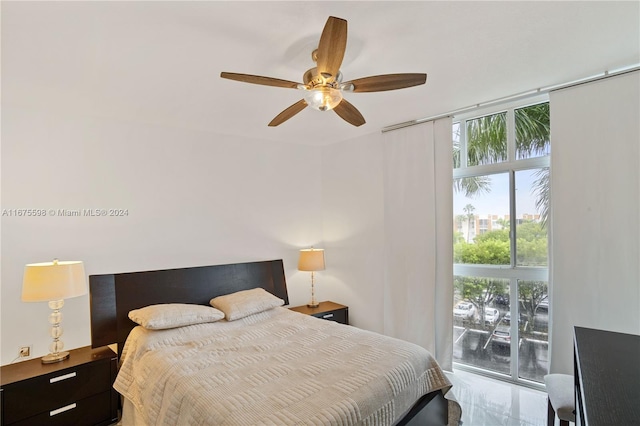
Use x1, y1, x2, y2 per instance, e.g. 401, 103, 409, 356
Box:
9, 390, 112, 426
3, 358, 111, 425
312, 309, 347, 324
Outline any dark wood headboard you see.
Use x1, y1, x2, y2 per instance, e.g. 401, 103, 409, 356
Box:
89, 259, 289, 356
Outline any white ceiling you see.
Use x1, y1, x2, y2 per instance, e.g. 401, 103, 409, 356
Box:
3, 1, 639, 146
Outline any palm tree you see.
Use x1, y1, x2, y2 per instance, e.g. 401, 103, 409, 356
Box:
453, 134, 492, 197
453, 103, 550, 226
453, 175, 492, 198
466, 112, 508, 166
532, 167, 549, 228
515, 103, 551, 159
463, 204, 475, 243
496, 217, 510, 231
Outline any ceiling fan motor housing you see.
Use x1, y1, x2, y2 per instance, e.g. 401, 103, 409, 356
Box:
303, 67, 342, 89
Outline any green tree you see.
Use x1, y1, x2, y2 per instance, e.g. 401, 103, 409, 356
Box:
454, 276, 507, 330
455, 239, 510, 265
496, 217, 510, 230
454, 224, 548, 331
519, 280, 548, 331
454, 222, 547, 266
515, 221, 548, 266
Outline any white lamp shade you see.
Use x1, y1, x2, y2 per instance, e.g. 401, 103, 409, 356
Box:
298, 249, 325, 271
22, 260, 87, 302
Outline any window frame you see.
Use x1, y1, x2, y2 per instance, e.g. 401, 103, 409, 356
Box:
452, 94, 549, 386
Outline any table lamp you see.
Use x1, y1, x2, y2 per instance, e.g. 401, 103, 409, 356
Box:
298, 248, 325, 308
22, 259, 87, 364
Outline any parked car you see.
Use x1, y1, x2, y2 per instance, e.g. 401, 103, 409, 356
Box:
484, 308, 500, 325
494, 294, 510, 306
504, 309, 528, 325
453, 301, 476, 320
536, 296, 549, 312
492, 325, 511, 346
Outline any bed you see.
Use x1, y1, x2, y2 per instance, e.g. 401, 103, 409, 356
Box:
89, 259, 459, 425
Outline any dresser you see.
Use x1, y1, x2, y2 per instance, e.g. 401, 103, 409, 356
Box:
573, 327, 640, 426
0, 346, 118, 426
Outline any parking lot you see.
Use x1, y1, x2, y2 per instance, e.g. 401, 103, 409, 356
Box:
453, 304, 548, 382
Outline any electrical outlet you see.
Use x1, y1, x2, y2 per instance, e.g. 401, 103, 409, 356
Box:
19, 346, 31, 358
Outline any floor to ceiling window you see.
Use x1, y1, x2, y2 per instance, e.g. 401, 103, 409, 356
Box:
452, 97, 550, 384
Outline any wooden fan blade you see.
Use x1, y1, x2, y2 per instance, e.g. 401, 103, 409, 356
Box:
333, 99, 365, 127
268, 99, 308, 127
316, 17, 348, 81
344, 73, 427, 93
220, 72, 300, 89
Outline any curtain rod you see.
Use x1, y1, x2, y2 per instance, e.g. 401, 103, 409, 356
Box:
382, 64, 640, 133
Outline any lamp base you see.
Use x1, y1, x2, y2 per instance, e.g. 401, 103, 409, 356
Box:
307, 302, 319, 308
41, 351, 69, 364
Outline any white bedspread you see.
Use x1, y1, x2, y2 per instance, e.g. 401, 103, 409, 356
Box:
114, 307, 453, 425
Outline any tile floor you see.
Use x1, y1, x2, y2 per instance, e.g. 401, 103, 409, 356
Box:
446, 369, 551, 426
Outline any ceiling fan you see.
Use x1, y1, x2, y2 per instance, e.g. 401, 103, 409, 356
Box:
220, 16, 427, 127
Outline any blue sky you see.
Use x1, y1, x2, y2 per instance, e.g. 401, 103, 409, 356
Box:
453, 169, 542, 217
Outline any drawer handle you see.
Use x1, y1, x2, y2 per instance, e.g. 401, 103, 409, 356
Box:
322, 313, 334, 319
50, 372, 77, 383
50, 403, 76, 416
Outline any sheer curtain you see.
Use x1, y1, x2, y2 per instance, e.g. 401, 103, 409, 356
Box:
381, 118, 454, 370
549, 71, 640, 374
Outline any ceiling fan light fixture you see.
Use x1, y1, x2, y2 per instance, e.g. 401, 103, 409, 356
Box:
304, 87, 343, 111
220, 17, 427, 126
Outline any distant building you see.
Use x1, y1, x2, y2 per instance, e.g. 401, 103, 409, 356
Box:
455, 213, 541, 242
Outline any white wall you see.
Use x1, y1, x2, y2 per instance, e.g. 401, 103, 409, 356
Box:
320, 132, 386, 333
549, 71, 640, 374
1, 106, 323, 365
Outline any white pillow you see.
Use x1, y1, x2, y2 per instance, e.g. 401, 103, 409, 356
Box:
128, 303, 225, 330
210, 288, 284, 321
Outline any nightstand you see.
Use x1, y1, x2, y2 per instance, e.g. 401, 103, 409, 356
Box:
0, 345, 118, 426
289, 301, 349, 325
